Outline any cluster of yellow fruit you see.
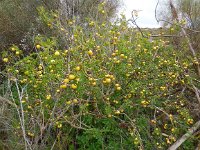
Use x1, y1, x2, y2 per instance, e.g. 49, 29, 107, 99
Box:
56, 122, 62, 128
187, 118, 194, 125
66, 99, 79, 105
60, 74, 77, 90
102, 74, 115, 84
140, 100, 150, 107
88, 77, 97, 86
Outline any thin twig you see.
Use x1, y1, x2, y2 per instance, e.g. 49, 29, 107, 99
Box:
168, 120, 200, 150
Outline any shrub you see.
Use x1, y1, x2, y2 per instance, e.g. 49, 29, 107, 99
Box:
1, 8, 199, 150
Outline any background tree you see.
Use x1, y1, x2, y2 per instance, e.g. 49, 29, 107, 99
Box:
0, 0, 120, 49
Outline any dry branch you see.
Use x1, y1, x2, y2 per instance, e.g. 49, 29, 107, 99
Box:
167, 120, 200, 150
0, 96, 17, 107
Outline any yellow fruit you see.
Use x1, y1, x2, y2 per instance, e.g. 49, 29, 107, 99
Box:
89, 77, 93, 81
115, 110, 120, 115
50, 60, 55, 63
47, 23, 52, 27
87, 50, 93, 56
113, 36, 118, 40
28, 132, 34, 137
38, 65, 43, 70
73, 99, 78, 103
120, 54, 125, 58
75, 66, 81, 71
16, 51, 20, 55
63, 78, 70, 83
11, 47, 16, 51
27, 106, 32, 110
68, 21, 73, 25
116, 86, 121, 91
187, 118, 193, 125
112, 53, 116, 56
36, 44, 41, 49
105, 78, 111, 83
92, 82, 96, 86
3, 58, 8, 63
115, 84, 120, 87
57, 123, 62, 128
54, 51, 60, 56
103, 80, 107, 84
105, 74, 110, 78
71, 84, 77, 89
46, 95, 51, 100
89, 21, 94, 26
108, 114, 112, 118
66, 101, 72, 105
24, 71, 29, 75
68, 74, 76, 80
60, 84, 67, 89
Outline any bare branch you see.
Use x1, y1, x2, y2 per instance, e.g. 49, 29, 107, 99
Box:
168, 120, 200, 150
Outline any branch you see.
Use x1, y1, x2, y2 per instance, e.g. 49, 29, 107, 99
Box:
167, 120, 200, 150
128, 10, 147, 38
0, 96, 17, 107
150, 34, 182, 37
155, 0, 160, 23
192, 85, 200, 105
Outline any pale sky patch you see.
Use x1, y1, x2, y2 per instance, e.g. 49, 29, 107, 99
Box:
119, 0, 162, 28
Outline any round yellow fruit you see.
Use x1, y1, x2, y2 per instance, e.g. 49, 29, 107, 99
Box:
68, 74, 76, 80
50, 60, 55, 63
11, 47, 16, 51
54, 51, 60, 56
87, 50, 93, 56
71, 84, 77, 89
75, 66, 81, 71
115, 110, 120, 115
116, 86, 121, 91
105, 78, 111, 83
115, 84, 120, 87
66, 101, 71, 105
3, 58, 8, 63
63, 78, 70, 83
36, 44, 41, 49
92, 82, 96, 86
24, 71, 29, 75
60, 84, 67, 89
15, 51, 20, 55
73, 99, 78, 103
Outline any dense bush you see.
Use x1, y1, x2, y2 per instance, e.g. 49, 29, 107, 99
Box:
1, 5, 199, 150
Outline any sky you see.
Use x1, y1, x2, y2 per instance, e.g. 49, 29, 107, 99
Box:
120, 0, 162, 28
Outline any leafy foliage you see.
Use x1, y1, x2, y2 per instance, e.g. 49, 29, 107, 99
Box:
1, 4, 199, 150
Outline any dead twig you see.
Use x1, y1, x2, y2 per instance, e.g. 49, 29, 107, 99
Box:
192, 85, 200, 105
0, 96, 17, 107
167, 120, 200, 150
